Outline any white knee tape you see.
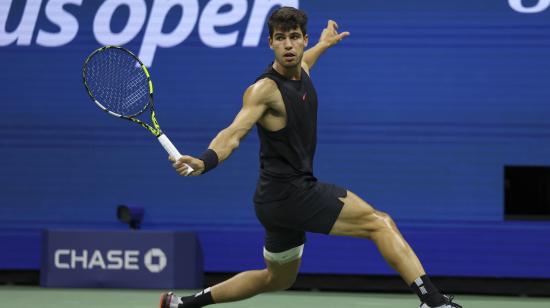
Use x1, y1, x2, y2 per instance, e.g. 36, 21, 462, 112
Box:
263, 244, 304, 264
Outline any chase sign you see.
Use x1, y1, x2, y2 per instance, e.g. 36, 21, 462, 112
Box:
41, 230, 203, 289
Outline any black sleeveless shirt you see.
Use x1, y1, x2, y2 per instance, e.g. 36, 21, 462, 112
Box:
255, 65, 318, 180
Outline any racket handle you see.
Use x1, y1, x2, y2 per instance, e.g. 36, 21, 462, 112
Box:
158, 134, 194, 176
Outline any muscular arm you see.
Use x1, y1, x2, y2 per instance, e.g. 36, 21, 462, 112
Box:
172, 79, 276, 176
208, 81, 272, 163
302, 20, 350, 72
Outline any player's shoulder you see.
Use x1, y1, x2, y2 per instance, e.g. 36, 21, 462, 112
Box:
250, 77, 278, 94
243, 77, 279, 105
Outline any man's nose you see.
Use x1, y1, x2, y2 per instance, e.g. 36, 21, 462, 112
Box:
284, 38, 292, 48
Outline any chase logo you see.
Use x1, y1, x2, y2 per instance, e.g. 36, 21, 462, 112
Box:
0, 0, 299, 67
144, 248, 167, 273
54, 248, 168, 273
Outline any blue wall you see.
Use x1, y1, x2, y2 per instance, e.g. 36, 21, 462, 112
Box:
1, 0, 550, 277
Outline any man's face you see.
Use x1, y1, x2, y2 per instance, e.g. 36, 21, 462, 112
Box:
269, 27, 309, 68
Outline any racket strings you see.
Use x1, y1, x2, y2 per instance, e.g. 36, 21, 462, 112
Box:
85, 48, 150, 117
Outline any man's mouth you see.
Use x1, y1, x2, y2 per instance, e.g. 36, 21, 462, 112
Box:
283, 52, 296, 61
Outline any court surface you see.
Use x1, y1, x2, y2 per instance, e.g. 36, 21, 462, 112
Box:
2, 286, 550, 308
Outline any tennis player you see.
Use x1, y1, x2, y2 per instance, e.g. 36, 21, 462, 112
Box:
161, 7, 461, 308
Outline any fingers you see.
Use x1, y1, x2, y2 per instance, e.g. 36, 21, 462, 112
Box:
172, 155, 197, 176
325, 20, 349, 43
173, 155, 193, 166
175, 163, 195, 176
176, 163, 192, 175
337, 31, 350, 40
327, 20, 338, 31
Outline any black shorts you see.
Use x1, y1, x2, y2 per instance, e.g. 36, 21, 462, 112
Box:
253, 175, 347, 253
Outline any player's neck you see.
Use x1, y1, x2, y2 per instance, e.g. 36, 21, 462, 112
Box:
272, 61, 301, 80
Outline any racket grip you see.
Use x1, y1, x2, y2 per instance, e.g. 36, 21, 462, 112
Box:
158, 134, 194, 175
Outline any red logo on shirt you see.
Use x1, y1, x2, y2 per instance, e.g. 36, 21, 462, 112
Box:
302, 92, 307, 101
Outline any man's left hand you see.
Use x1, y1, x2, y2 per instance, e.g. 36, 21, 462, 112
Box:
319, 20, 350, 48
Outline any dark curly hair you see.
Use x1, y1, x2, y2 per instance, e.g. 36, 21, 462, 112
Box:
268, 7, 308, 38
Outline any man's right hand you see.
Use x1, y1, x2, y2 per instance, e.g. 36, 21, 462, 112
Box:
169, 155, 205, 176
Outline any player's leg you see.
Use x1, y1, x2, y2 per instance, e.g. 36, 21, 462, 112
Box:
330, 190, 424, 283
160, 245, 302, 308
329, 190, 461, 308
210, 249, 302, 302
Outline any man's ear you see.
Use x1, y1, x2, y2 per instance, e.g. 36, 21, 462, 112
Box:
304, 34, 309, 48
268, 36, 273, 50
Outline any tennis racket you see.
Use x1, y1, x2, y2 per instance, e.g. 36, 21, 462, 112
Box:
82, 45, 193, 175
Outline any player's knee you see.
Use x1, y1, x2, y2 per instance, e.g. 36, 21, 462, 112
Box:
376, 210, 397, 230
356, 210, 396, 239
275, 274, 297, 290
266, 271, 297, 291
373, 211, 400, 238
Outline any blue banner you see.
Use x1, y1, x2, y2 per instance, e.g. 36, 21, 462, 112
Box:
40, 230, 203, 288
